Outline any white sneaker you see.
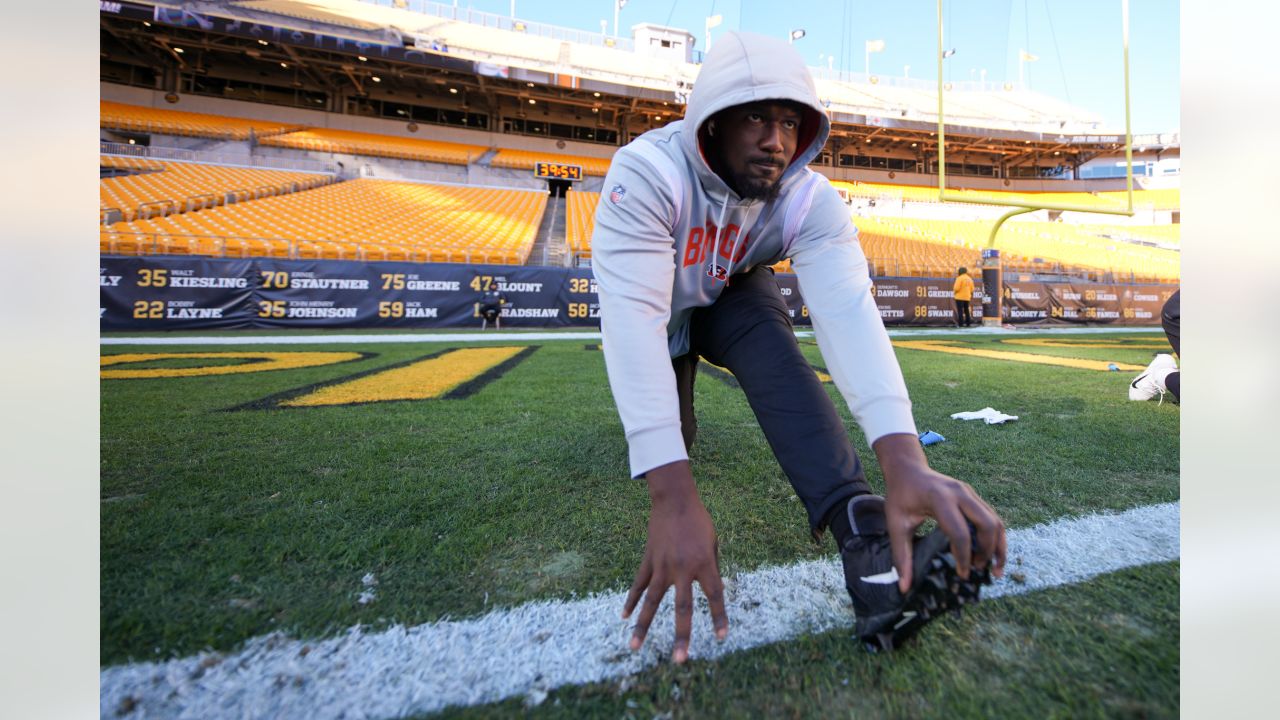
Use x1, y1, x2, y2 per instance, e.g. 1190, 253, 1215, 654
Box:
1128, 354, 1178, 401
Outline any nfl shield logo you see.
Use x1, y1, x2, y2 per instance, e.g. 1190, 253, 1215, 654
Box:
609, 184, 626, 204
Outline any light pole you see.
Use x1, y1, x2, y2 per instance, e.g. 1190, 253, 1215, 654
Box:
705, 14, 723, 54
865, 39, 884, 78
614, 0, 627, 38
789, 28, 806, 44
1018, 49, 1038, 86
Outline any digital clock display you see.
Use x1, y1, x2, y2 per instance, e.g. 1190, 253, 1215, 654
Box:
533, 161, 583, 180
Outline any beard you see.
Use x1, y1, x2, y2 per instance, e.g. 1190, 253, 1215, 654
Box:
729, 168, 783, 201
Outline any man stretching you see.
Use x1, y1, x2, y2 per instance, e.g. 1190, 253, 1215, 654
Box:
592, 32, 1006, 659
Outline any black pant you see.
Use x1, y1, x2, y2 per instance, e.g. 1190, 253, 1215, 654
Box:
955, 300, 972, 327
672, 266, 870, 537
1162, 290, 1180, 400
1162, 290, 1180, 357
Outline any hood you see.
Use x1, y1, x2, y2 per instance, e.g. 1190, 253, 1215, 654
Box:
681, 30, 831, 196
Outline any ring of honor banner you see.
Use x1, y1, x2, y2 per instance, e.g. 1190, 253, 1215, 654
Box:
101, 257, 1173, 330
101, 257, 598, 331
779, 275, 991, 327
1001, 281, 1177, 326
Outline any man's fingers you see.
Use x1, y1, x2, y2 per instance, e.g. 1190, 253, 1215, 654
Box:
701, 575, 729, 641
961, 492, 1007, 578
959, 494, 999, 572
621, 561, 651, 619
932, 502, 974, 580
672, 582, 693, 664
888, 523, 915, 595
991, 514, 1008, 578
629, 578, 666, 651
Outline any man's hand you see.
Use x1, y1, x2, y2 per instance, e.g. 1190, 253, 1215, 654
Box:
872, 433, 1007, 595
622, 460, 729, 664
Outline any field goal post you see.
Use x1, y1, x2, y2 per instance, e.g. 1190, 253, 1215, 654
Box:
935, 0, 1136, 324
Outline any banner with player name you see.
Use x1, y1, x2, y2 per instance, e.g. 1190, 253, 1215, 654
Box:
100, 257, 598, 331
772, 275, 985, 327
101, 257, 1171, 330
1001, 281, 1175, 325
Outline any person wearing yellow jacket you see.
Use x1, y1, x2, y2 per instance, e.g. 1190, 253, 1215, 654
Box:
953, 267, 975, 327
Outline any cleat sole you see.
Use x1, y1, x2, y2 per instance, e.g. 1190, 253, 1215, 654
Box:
855, 531, 993, 652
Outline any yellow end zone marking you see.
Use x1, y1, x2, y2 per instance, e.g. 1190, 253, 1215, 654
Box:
890, 340, 1147, 372
281, 346, 525, 407
1000, 338, 1167, 349
100, 352, 362, 379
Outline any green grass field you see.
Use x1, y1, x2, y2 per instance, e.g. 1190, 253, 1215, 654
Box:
100, 330, 1179, 717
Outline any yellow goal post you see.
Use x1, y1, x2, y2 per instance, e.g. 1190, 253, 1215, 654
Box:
935, 0, 1136, 248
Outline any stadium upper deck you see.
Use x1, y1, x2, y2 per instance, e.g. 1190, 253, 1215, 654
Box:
224, 0, 1103, 133
102, 0, 1178, 185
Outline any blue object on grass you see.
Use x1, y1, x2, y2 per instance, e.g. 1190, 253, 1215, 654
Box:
1107, 363, 1120, 371
918, 430, 946, 446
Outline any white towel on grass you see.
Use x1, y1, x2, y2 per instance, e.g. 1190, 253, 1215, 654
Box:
950, 407, 1019, 424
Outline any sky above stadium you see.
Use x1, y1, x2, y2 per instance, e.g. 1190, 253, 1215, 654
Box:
443, 0, 1179, 134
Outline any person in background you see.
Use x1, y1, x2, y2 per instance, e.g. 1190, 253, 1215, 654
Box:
479, 287, 507, 330
953, 267, 974, 327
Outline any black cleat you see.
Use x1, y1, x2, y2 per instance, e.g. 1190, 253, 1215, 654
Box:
838, 495, 991, 653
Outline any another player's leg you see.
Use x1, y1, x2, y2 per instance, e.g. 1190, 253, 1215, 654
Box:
1130, 290, 1180, 402
691, 266, 988, 650
1161, 290, 1180, 401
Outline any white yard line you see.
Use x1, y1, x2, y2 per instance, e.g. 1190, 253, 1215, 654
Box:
101, 502, 1179, 718
100, 326, 1161, 346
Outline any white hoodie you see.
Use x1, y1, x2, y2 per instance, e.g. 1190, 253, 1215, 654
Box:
592, 31, 916, 478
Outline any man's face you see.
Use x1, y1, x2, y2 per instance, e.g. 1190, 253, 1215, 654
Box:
707, 101, 803, 200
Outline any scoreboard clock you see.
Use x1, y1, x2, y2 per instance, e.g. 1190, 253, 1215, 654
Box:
533, 161, 583, 181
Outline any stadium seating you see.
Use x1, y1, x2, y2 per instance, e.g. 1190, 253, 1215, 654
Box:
851, 215, 1179, 282
491, 149, 611, 176
100, 100, 299, 140
100, 155, 166, 173
258, 128, 486, 165
100, 157, 335, 223
228, 0, 399, 32
102, 178, 547, 265
557, 188, 1177, 282
831, 179, 1181, 211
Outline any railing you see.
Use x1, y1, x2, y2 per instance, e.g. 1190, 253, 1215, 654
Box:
100, 120, 239, 141
100, 142, 336, 174
186, 193, 220, 213
98, 231, 526, 265
357, 162, 468, 186
135, 200, 178, 221
369, 0, 637, 51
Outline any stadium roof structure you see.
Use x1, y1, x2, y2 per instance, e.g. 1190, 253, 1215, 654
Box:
101, 0, 1179, 172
